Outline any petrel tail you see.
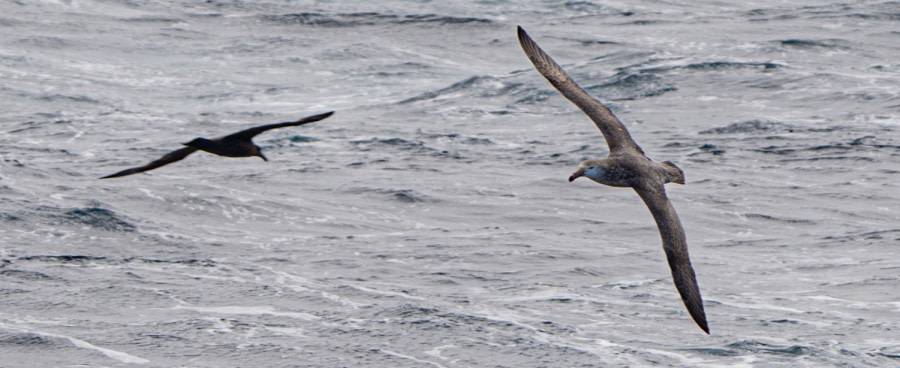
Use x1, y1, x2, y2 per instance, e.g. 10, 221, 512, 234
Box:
662, 161, 685, 185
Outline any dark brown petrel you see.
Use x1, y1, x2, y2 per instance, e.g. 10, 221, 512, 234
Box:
101, 111, 334, 179
517, 26, 709, 333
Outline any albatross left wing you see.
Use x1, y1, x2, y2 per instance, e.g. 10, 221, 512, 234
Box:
517, 26, 643, 155
633, 183, 709, 333
223, 111, 334, 141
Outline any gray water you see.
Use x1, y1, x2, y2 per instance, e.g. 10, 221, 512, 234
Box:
1, 1, 899, 367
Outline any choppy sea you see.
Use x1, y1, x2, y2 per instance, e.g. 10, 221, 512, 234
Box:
1, 1, 898, 367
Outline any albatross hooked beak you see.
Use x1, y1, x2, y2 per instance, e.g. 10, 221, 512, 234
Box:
568, 168, 584, 182
252, 145, 268, 161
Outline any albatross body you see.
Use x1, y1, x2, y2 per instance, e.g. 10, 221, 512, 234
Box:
517, 26, 709, 333
101, 111, 333, 179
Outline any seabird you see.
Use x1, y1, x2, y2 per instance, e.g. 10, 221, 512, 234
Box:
101, 111, 334, 179
517, 26, 709, 333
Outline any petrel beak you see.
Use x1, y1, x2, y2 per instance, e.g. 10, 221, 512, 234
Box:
568, 168, 584, 182
258, 153, 268, 162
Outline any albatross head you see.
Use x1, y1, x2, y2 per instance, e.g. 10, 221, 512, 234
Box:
569, 160, 608, 183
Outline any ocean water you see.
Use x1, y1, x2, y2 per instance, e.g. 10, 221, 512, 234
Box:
0, 0, 898, 367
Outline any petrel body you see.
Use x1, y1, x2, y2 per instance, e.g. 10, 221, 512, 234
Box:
517, 26, 709, 333
101, 111, 334, 179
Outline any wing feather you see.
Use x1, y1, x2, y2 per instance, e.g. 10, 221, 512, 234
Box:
634, 184, 709, 333
223, 111, 334, 140
517, 26, 642, 155
100, 146, 198, 179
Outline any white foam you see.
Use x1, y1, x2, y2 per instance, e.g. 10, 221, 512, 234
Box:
172, 304, 320, 321
379, 349, 446, 368
346, 283, 425, 301
267, 268, 365, 309
718, 299, 806, 314
137, 188, 165, 201
266, 326, 307, 338
0, 323, 149, 364
423, 344, 456, 361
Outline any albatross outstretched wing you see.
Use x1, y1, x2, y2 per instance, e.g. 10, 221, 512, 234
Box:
633, 183, 709, 333
100, 146, 198, 179
517, 26, 643, 155
223, 111, 334, 141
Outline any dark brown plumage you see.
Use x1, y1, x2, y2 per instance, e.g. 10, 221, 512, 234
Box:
517, 26, 708, 333
101, 111, 333, 179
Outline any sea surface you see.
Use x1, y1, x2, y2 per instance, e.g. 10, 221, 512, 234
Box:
0, 1, 898, 367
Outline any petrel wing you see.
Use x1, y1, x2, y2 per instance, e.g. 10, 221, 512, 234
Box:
517, 26, 643, 155
100, 146, 198, 179
633, 183, 709, 333
223, 111, 334, 141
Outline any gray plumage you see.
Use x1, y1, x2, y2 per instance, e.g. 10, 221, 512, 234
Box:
517, 26, 708, 333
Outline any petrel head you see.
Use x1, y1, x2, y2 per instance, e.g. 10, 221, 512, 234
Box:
569, 160, 606, 182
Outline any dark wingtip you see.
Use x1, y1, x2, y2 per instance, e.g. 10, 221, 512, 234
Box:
687, 303, 710, 334
100, 171, 126, 179
313, 111, 335, 119
307, 111, 334, 122
695, 315, 710, 334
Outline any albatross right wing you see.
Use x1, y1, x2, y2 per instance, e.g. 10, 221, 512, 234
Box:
100, 146, 198, 179
517, 26, 643, 155
633, 183, 709, 333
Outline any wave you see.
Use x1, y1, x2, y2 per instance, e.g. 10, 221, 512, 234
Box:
0, 332, 59, 347
17, 255, 107, 264
585, 72, 676, 100
776, 38, 851, 50
262, 12, 492, 27
699, 119, 794, 134
399, 75, 526, 104
8, 254, 217, 268
417, 132, 494, 145
0, 269, 57, 281
349, 137, 465, 160
347, 187, 436, 203
16, 36, 68, 48
401, 51, 789, 109
726, 340, 814, 356
42, 207, 137, 232
747, 2, 900, 22
401, 71, 668, 108
743, 213, 816, 224
641, 60, 784, 73
123, 15, 183, 23
753, 136, 900, 157
823, 229, 900, 243
405, 58, 781, 107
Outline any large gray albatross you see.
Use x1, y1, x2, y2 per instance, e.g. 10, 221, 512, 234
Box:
101, 111, 333, 179
517, 26, 709, 333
